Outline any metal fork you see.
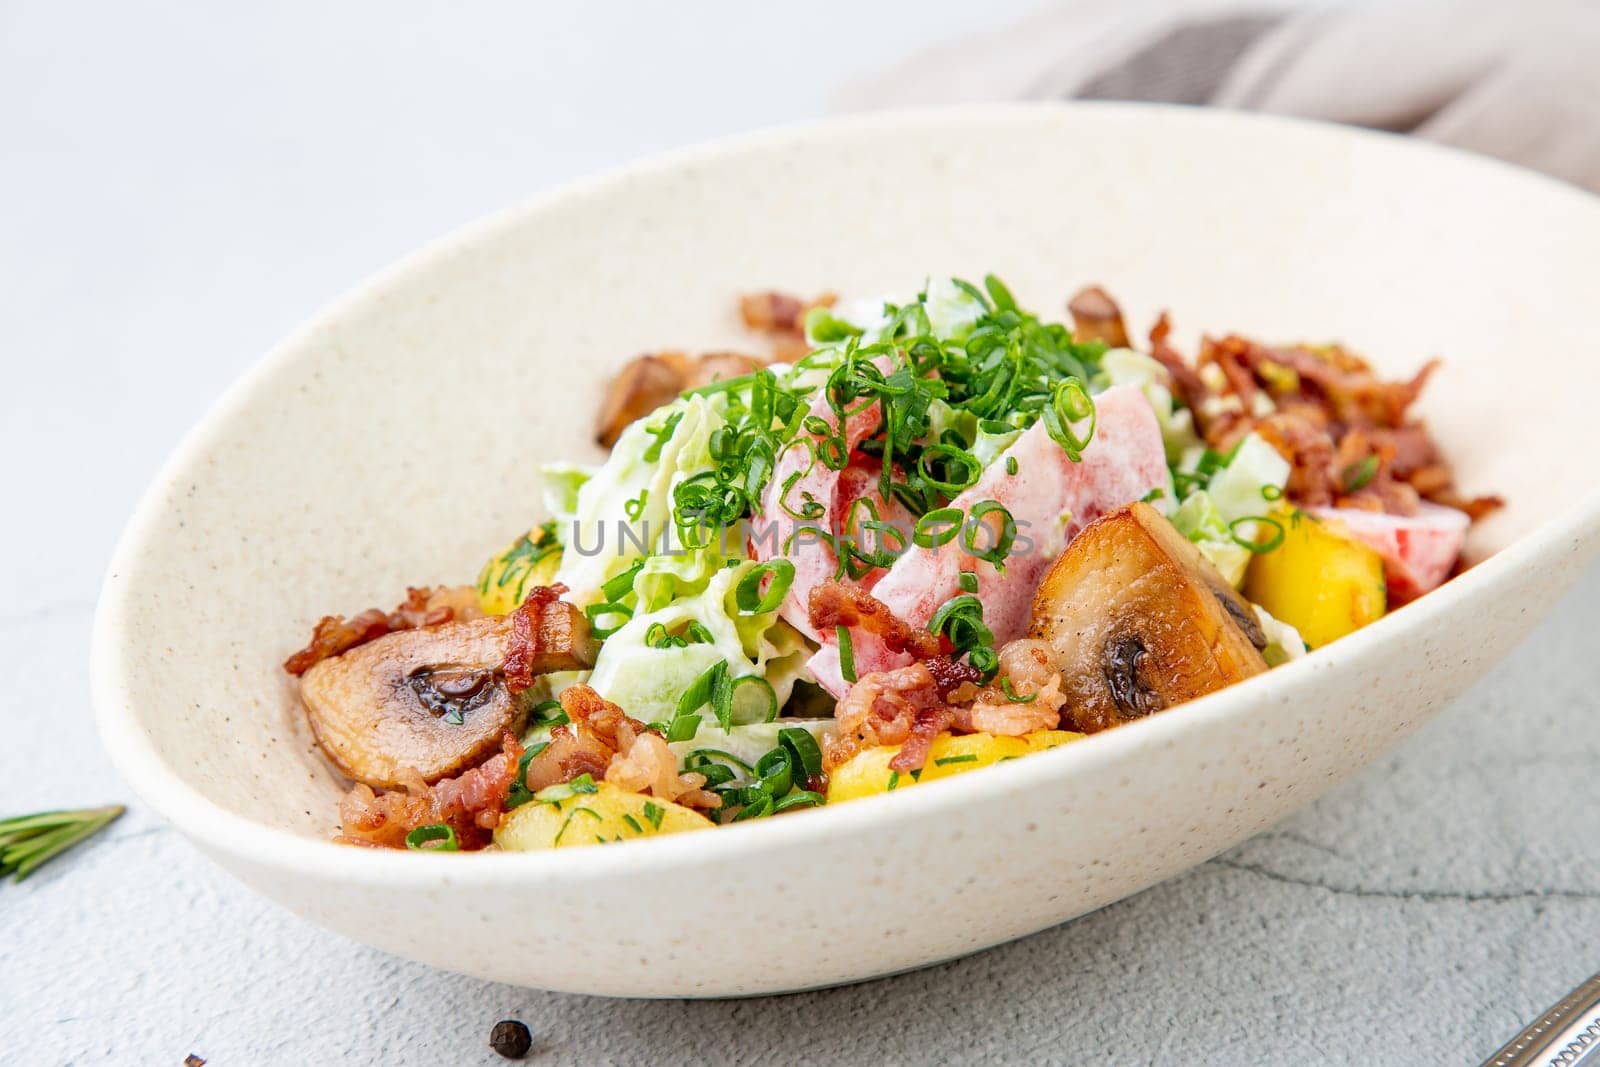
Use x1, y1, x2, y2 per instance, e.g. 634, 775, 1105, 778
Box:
1482, 972, 1600, 1066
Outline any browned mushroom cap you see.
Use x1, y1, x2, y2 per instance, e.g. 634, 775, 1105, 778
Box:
1067, 286, 1131, 349
594, 351, 769, 449
299, 615, 529, 788
593, 352, 692, 449
1028, 502, 1268, 734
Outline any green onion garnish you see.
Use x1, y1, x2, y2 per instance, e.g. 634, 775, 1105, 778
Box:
584, 601, 633, 639
836, 625, 857, 684
1000, 676, 1037, 703
778, 728, 824, 783
1342, 455, 1379, 493
404, 823, 459, 851
934, 753, 980, 766
534, 773, 600, 806
734, 559, 796, 615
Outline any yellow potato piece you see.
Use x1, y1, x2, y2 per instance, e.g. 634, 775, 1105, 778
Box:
1244, 509, 1386, 650
494, 783, 713, 850
1024, 730, 1085, 752
476, 527, 563, 615
826, 730, 1086, 804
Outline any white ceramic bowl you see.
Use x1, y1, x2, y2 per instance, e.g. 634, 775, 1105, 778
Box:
94, 104, 1600, 997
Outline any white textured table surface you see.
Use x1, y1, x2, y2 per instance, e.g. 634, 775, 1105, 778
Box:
4, 3, 1597, 1064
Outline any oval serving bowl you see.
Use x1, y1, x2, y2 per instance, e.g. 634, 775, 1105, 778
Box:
94, 104, 1600, 997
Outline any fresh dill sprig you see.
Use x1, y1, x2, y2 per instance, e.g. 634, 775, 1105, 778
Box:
0, 805, 124, 882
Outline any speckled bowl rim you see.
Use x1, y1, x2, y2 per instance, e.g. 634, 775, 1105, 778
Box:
93, 102, 1600, 892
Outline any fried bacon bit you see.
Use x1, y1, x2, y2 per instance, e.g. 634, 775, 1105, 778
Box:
284, 585, 482, 675
502, 585, 598, 694
1140, 305, 1501, 521
336, 733, 524, 850
808, 580, 944, 661
961, 639, 1066, 736
607, 731, 719, 809
518, 685, 719, 810
827, 662, 955, 775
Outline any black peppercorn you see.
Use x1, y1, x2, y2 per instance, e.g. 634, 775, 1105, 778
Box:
490, 1019, 533, 1060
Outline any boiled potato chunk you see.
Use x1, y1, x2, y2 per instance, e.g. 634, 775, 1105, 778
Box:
476, 527, 564, 616
1244, 510, 1385, 649
494, 783, 713, 851
1029, 502, 1269, 735
826, 730, 1085, 804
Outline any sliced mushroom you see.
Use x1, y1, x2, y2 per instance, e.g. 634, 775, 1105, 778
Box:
594, 351, 767, 449
1028, 502, 1268, 734
503, 586, 600, 686
594, 352, 691, 449
1067, 285, 1131, 349
299, 615, 529, 788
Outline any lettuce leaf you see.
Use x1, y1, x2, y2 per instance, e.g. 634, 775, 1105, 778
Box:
585, 561, 812, 727
553, 394, 725, 608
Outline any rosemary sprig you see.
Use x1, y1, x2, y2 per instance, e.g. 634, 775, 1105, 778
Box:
0, 805, 124, 882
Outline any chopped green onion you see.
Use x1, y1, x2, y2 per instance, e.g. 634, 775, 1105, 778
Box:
642, 801, 665, 830
778, 728, 824, 784
734, 559, 796, 614
836, 625, 857, 684
913, 507, 964, 549
773, 791, 825, 813
730, 794, 775, 822
1342, 455, 1379, 493
504, 741, 551, 810
1000, 677, 1037, 703
405, 823, 459, 851
601, 560, 645, 602
1230, 515, 1287, 554
642, 411, 684, 462
1005, 455, 1019, 476
584, 601, 632, 639
534, 773, 600, 806
962, 500, 1017, 566
532, 700, 569, 726
754, 748, 793, 799
1042, 377, 1096, 461
686, 748, 756, 775
958, 571, 979, 593
665, 715, 702, 743
726, 674, 778, 726
934, 753, 979, 766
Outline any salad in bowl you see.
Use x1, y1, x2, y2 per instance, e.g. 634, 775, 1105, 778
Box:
282, 276, 1496, 854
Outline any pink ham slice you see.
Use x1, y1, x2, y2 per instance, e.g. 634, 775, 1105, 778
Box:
1307, 502, 1468, 604
753, 364, 888, 640
808, 384, 1169, 696
834, 458, 917, 593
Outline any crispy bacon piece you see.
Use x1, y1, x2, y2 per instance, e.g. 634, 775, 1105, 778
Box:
807, 581, 944, 661
518, 685, 718, 810
502, 585, 598, 694
1143, 308, 1500, 522
964, 640, 1066, 736
285, 585, 482, 676
336, 733, 524, 850
827, 662, 955, 774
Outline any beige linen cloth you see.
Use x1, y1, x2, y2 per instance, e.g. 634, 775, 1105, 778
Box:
837, 0, 1600, 193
